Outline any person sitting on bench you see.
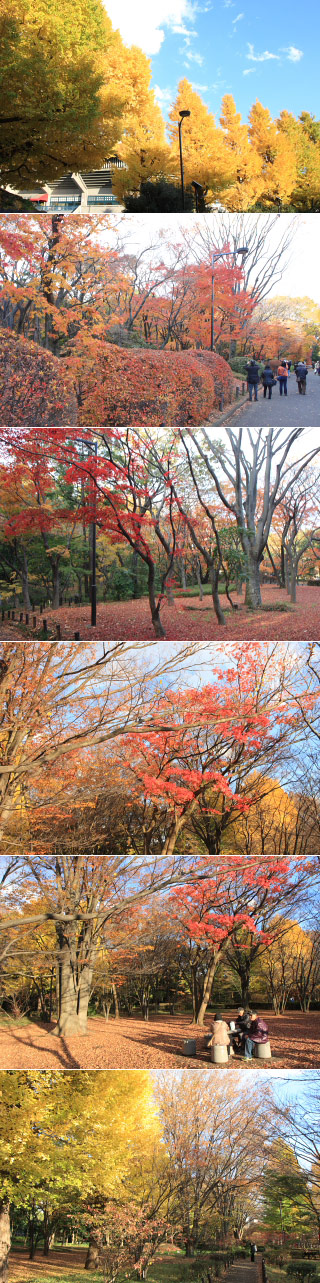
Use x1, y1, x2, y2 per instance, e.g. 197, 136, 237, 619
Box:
244, 1012, 269, 1062
207, 1012, 233, 1057
234, 1007, 252, 1054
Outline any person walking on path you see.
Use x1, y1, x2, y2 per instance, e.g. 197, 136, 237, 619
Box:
295, 360, 308, 394
277, 361, 288, 396
261, 363, 275, 399
245, 359, 260, 402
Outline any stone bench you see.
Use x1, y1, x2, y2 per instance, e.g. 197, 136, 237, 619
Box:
255, 1040, 272, 1060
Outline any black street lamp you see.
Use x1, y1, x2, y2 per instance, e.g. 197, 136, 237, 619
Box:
210, 245, 248, 351
178, 109, 190, 211
90, 437, 98, 627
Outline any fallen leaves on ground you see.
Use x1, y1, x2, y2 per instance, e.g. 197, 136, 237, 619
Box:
0, 1010, 319, 1071
1, 585, 320, 641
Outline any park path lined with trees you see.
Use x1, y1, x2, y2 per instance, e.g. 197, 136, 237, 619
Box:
234, 374, 320, 427
0, 217, 319, 429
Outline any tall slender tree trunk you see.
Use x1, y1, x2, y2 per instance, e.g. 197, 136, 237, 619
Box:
210, 567, 226, 626
52, 561, 61, 609
244, 555, 262, 608
112, 981, 119, 1019
132, 549, 139, 599
147, 563, 166, 638
21, 547, 32, 610
195, 559, 204, 600
290, 563, 297, 603
196, 955, 219, 1025
0, 1201, 10, 1283
43, 1209, 52, 1257
179, 558, 187, 591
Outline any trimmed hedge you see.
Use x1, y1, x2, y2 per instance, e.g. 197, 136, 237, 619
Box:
76, 343, 234, 427
0, 330, 77, 426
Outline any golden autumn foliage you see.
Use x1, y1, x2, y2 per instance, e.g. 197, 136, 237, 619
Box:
1, 0, 320, 212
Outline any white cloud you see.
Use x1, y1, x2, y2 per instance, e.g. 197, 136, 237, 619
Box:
154, 83, 174, 109
247, 42, 280, 62
232, 12, 244, 22
104, 0, 197, 55
284, 45, 303, 61
243, 67, 255, 75
246, 41, 303, 66
182, 47, 204, 63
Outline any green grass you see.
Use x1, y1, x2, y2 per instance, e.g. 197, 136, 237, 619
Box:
15, 1274, 100, 1283
147, 1252, 214, 1283
12, 1255, 211, 1283
0, 1012, 30, 1028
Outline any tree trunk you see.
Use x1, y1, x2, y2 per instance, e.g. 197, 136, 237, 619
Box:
112, 981, 119, 1019
210, 567, 226, 626
196, 955, 219, 1025
52, 561, 61, 610
43, 1211, 52, 1257
195, 560, 204, 600
179, 558, 187, 591
28, 1216, 36, 1261
290, 565, 297, 603
21, 547, 32, 610
244, 555, 262, 609
132, 549, 139, 599
148, 563, 166, 638
85, 1239, 101, 1270
55, 944, 92, 1036
0, 1201, 10, 1283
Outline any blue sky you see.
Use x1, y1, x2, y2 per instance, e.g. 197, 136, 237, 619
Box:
104, 0, 319, 125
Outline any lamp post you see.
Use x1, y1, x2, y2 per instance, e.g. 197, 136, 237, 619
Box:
178, 109, 190, 211
210, 245, 248, 351
90, 436, 98, 627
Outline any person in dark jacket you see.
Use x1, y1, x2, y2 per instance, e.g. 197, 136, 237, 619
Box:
261, 363, 274, 399
234, 1007, 252, 1053
295, 360, 308, 394
244, 1012, 269, 1062
245, 359, 260, 401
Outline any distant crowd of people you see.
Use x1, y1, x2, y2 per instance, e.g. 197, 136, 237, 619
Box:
245, 358, 311, 401
207, 1008, 269, 1062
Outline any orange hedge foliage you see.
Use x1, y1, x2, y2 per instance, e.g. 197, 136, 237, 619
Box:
77, 343, 234, 426
0, 330, 77, 426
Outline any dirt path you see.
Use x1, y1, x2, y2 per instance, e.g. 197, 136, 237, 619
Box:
1, 1010, 319, 1071
225, 1262, 259, 1283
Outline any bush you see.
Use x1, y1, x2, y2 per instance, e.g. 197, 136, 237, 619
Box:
286, 1263, 318, 1279
0, 330, 77, 425
124, 179, 197, 212
77, 343, 234, 427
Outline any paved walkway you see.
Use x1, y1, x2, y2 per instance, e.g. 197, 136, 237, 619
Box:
221, 370, 320, 426
224, 1260, 260, 1283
